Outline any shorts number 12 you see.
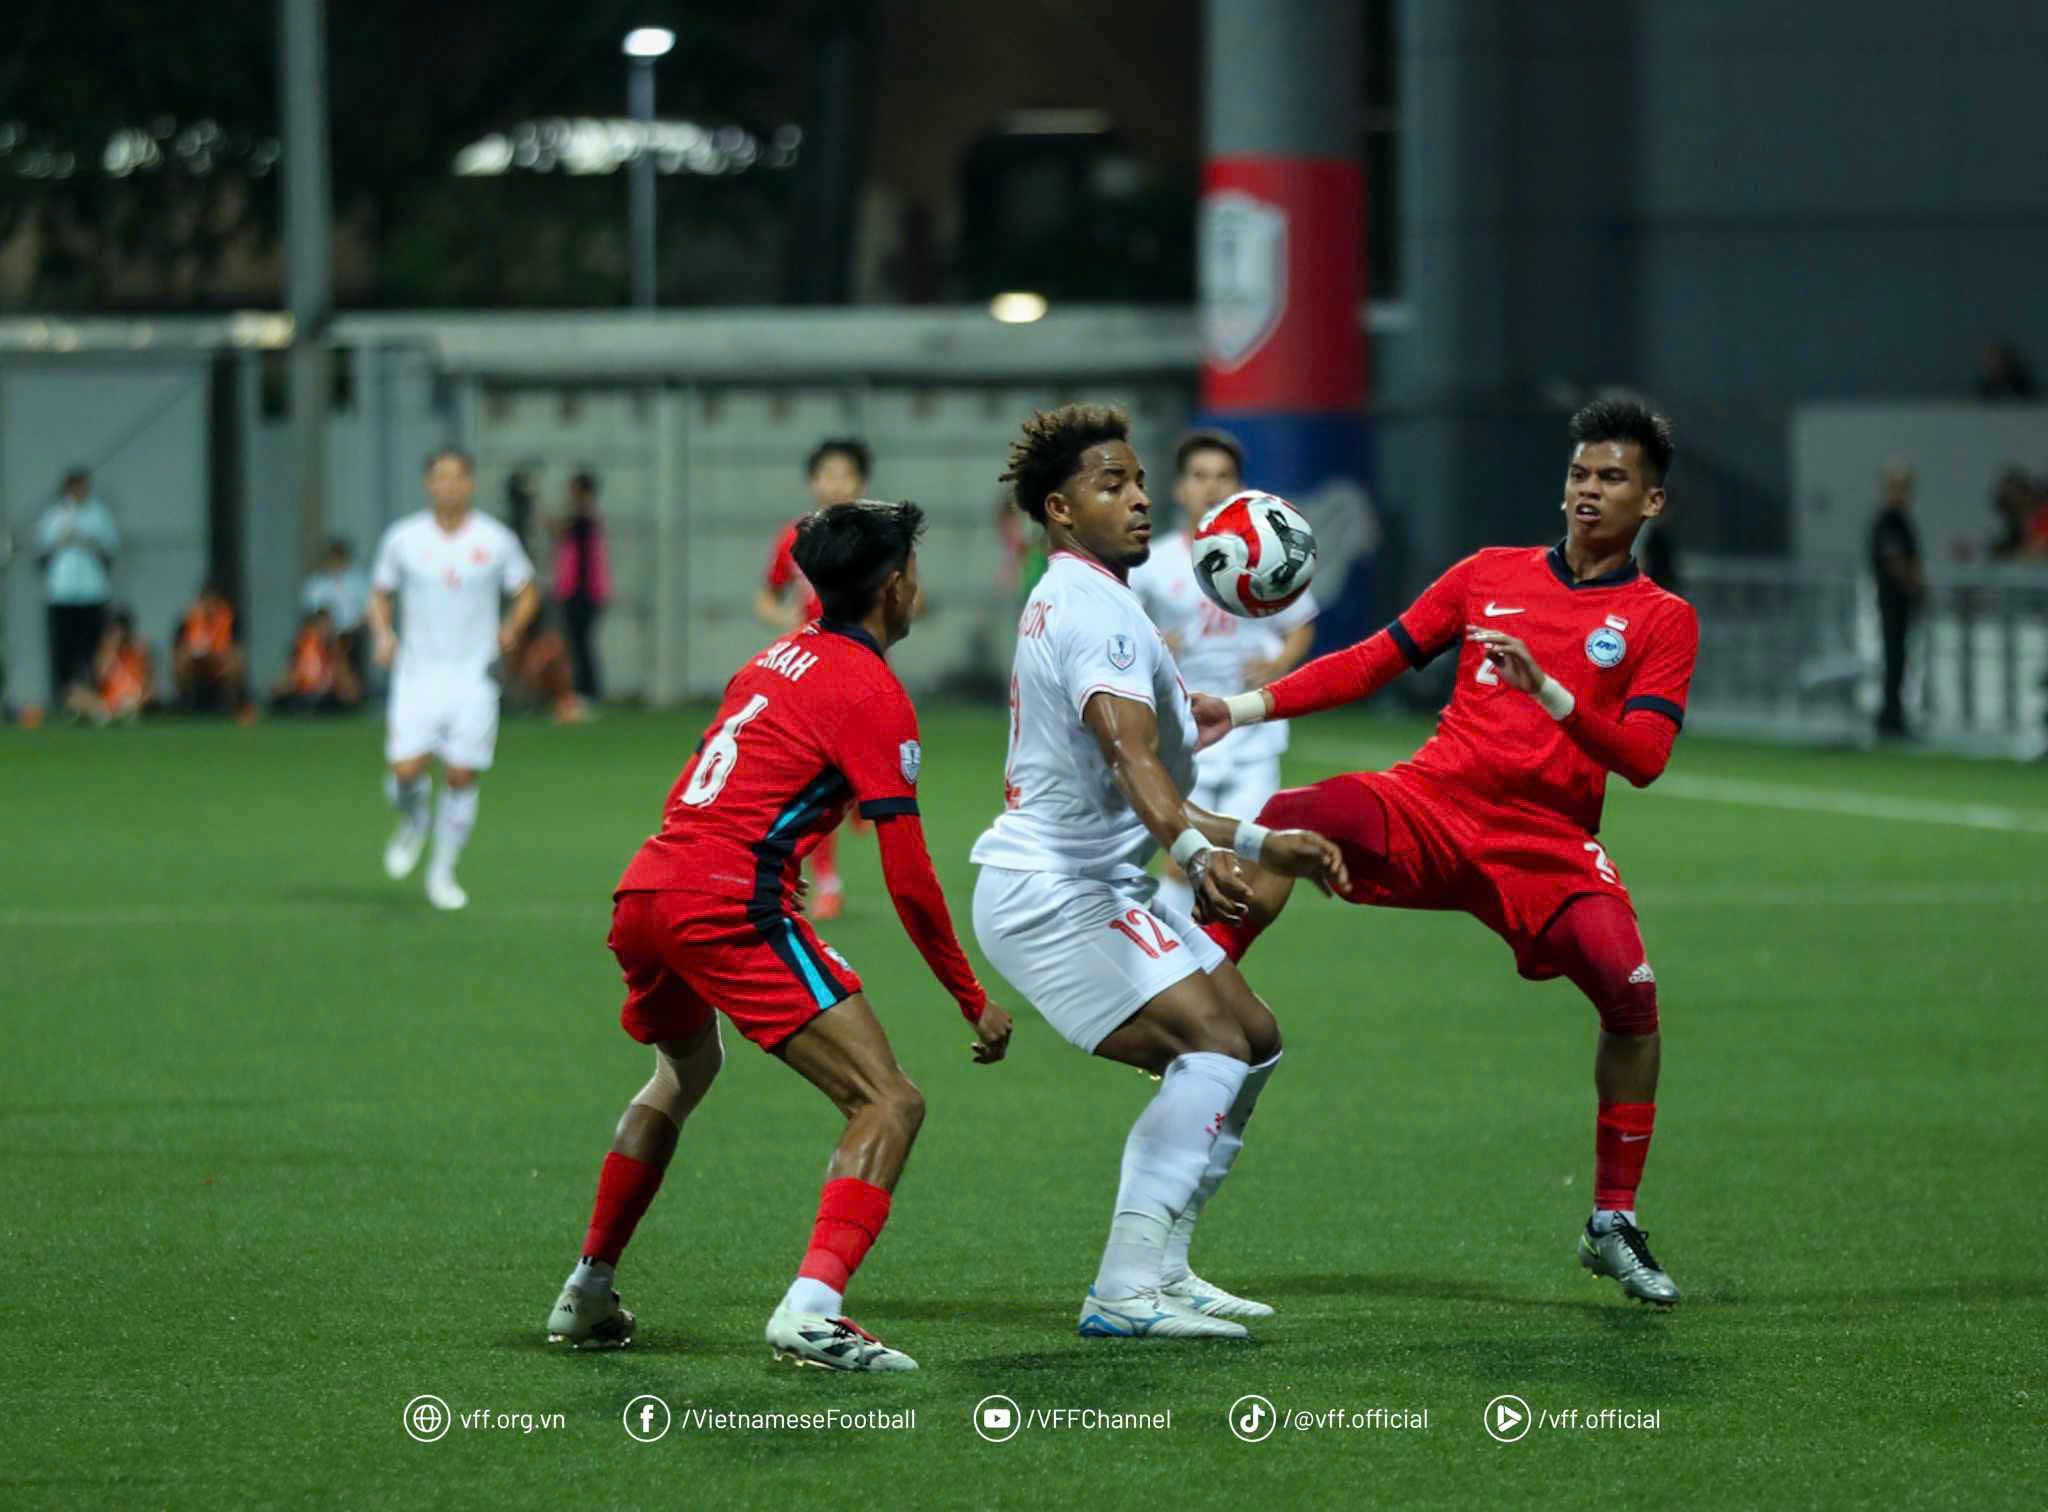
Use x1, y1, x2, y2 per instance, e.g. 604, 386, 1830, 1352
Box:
1109, 908, 1180, 959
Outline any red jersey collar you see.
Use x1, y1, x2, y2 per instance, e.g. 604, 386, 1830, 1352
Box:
817, 618, 885, 659
1546, 540, 1640, 590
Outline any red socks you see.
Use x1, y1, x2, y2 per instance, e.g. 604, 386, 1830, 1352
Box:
580, 1151, 666, 1266
1594, 1101, 1656, 1211
798, 1177, 893, 1292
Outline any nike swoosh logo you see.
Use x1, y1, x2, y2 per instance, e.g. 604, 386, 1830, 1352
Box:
1619, 1133, 1650, 1143
1483, 603, 1525, 616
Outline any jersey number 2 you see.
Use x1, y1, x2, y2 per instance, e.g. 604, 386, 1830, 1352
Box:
1109, 908, 1180, 959
682, 694, 770, 808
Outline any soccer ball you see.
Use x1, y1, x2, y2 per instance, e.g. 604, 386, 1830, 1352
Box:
1191, 491, 1318, 617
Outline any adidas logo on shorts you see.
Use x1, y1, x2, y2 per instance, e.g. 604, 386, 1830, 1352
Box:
1628, 962, 1656, 985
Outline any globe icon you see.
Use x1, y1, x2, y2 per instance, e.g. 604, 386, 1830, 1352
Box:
405, 1395, 451, 1441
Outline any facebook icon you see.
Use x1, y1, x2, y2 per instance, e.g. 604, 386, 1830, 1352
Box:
623, 1394, 672, 1443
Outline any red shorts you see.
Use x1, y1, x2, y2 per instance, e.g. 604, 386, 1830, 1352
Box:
609, 890, 863, 1052
1326, 767, 1634, 980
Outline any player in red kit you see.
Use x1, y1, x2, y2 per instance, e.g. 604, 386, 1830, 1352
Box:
755, 438, 874, 920
1193, 398, 1696, 1306
549, 500, 1012, 1370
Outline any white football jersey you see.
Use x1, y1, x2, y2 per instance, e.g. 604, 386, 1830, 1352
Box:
1126, 530, 1317, 761
971, 551, 1199, 880
371, 510, 535, 675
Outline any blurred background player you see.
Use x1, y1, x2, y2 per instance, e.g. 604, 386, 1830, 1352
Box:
170, 583, 252, 719
1129, 430, 1318, 916
548, 500, 1011, 1370
754, 437, 875, 920
1194, 397, 1698, 1306
367, 448, 539, 912
63, 608, 151, 724
1869, 462, 1925, 739
268, 607, 363, 714
36, 468, 120, 702
550, 470, 611, 704
971, 406, 1345, 1340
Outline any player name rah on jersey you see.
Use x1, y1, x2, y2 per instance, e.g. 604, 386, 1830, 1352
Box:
755, 640, 820, 682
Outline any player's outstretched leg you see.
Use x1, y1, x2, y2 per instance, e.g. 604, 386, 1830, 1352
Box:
1539, 895, 1678, 1306
425, 768, 479, 911
765, 995, 923, 1371
1082, 976, 1255, 1340
549, 1023, 724, 1347
1202, 777, 1392, 964
382, 758, 432, 880
1159, 963, 1281, 1319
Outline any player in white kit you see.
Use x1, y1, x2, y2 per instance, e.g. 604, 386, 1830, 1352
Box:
970, 406, 1346, 1340
367, 449, 539, 911
1128, 431, 1318, 918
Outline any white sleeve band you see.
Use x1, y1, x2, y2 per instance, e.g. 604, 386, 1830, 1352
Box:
1223, 690, 1269, 727
1169, 828, 1211, 870
1232, 821, 1270, 863
1535, 676, 1577, 720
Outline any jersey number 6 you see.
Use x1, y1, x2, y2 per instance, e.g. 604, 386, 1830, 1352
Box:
682, 694, 771, 808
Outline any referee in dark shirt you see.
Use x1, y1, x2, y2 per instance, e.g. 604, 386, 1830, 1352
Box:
1870, 462, 1924, 738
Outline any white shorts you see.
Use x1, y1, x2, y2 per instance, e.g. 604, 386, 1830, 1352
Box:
972, 867, 1229, 1053
385, 667, 500, 770
1191, 750, 1284, 824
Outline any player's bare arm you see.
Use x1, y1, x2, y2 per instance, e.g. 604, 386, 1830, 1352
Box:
754, 583, 804, 631
1243, 621, 1315, 687
499, 580, 542, 656
1081, 690, 1254, 922
368, 586, 397, 667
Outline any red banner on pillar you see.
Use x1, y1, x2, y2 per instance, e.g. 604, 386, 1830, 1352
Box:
1200, 157, 1366, 414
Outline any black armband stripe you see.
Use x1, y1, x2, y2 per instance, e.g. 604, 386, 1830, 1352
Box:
859, 797, 921, 819
1624, 695, 1686, 728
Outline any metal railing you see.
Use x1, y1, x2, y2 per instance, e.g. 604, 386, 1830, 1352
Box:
1682, 554, 2048, 757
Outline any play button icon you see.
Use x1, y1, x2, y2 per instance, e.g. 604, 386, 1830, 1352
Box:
1483, 1394, 1532, 1443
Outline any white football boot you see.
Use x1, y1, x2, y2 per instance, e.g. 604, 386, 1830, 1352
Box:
1161, 1271, 1275, 1319
1076, 1286, 1249, 1339
425, 872, 469, 912
546, 1284, 635, 1348
383, 817, 429, 880
1578, 1216, 1681, 1306
765, 1305, 918, 1371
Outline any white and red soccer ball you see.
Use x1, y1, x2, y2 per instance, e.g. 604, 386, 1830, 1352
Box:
1191, 490, 1318, 617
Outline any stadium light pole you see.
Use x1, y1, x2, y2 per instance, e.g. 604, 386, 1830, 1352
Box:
624, 27, 675, 309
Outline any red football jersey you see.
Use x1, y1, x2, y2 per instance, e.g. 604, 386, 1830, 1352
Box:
764, 520, 825, 624
618, 623, 922, 902
1389, 545, 1698, 832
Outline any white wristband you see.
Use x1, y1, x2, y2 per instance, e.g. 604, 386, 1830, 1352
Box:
1169, 828, 1211, 871
1231, 821, 1270, 863
1534, 675, 1577, 720
1222, 690, 1269, 727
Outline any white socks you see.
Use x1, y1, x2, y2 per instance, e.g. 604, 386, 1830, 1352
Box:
781, 1277, 844, 1317
429, 785, 479, 881
1591, 1209, 1639, 1234
1161, 1051, 1281, 1286
385, 771, 430, 829
1094, 1051, 1250, 1300
567, 1258, 615, 1294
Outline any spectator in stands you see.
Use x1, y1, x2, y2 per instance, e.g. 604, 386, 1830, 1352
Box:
1870, 463, 1925, 739
63, 609, 152, 725
1640, 507, 1683, 598
506, 618, 590, 724
35, 467, 120, 701
1987, 470, 2039, 562
171, 583, 252, 717
302, 538, 369, 681
1973, 341, 2038, 402
269, 608, 364, 714
550, 471, 611, 701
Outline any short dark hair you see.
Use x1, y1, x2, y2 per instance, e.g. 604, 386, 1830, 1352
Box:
1000, 405, 1132, 524
1569, 397, 1674, 484
806, 437, 873, 482
791, 499, 925, 622
571, 469, 599, 496
423, 446, 474, 474
62, 467, 90, 490
324, 537, 352, 561
1174, 429, 1244, 479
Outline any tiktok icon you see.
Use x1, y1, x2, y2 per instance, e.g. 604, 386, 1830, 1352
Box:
1228, 1394, 1277, 1443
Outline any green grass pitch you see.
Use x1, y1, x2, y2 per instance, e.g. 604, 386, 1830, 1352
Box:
3, 706, 2043, 1509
